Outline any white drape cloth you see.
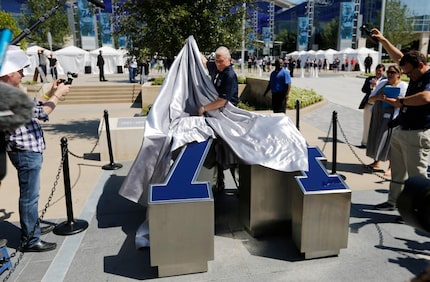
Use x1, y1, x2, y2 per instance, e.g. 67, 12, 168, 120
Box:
119, 36, 308, 205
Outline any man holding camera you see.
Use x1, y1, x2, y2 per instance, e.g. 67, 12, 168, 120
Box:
370, 29, 430, 212
1, 46, 71, 252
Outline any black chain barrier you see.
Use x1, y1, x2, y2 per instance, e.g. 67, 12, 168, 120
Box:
2, 145, 66, 282
318, 111, 394, 183
2, 133, 99, 281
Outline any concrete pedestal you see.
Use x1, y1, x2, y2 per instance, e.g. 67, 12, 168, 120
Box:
98, 117, 145, 162
148, 140, 214, 277
292, 147, 351, 259
149, 200, 214, 277
239, 164, 300, 237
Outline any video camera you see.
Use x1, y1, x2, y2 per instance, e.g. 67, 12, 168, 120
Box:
359, 24, 378, 42
58, 72, 78, 85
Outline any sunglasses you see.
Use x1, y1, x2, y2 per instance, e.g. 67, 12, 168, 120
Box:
386, 70, 399, 75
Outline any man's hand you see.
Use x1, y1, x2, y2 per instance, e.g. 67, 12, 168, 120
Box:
198, 106, 205, 116
54, 83, 71, 99
370, 28, 384, 42
383, 95, 401, 108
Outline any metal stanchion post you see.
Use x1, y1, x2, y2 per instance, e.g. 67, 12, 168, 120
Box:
331, 111, 346, 180
102, 110, 123, 170
295, 99, 300, 131
332, 111, 337, 175
53, 137, 89, 235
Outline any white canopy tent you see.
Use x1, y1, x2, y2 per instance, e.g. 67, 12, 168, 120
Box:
356, 47, 379, 73
287, 49, 340, 66
339, 48, 358, 71
89, 46, 122, 74
54, 46, 90, 75
324, 49, 339, 65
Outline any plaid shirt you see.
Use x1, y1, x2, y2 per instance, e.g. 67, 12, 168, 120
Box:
6, 99, 49, 152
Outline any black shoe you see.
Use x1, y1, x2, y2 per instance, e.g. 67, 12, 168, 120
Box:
375, 202, 396, 211
356, 144, 367, 149
41, 225, 55, 235
103, 79, 108, 81
395, 216, 405, 224
22, 240, 57, 252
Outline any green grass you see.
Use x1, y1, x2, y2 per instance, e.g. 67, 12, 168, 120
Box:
287, 86, 323, 109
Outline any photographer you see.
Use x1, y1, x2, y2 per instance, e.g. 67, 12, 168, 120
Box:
369, 28, 430, 213
1, 45, 70, 252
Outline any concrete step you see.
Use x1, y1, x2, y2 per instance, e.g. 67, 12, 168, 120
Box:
27, 84, 143, 104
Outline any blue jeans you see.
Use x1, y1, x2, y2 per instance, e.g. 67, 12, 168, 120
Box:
8, 151, 42, 247
128, 67, 136, 82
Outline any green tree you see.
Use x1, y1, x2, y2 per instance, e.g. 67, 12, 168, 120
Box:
0, 11, 27, 49
383, 0, 414, 50
275, 29, 297, 54
319, 17, 339, 50
18, 0, 69, 49
114, 0, 253, 58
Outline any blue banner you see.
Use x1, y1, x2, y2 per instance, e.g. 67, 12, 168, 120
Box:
262, 27, 271, 42
78, 0, 97, 49
297, 17, 308, 51
340, 2, 354, 40
118, 35, 127, 49
100, 13, 113, 46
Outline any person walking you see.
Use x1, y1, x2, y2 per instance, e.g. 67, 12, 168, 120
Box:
263, 58, 292, 113
358, 63, 386, 148
1, 46, 71, 252
97, 50, 107, 82
370, 28, 430, 212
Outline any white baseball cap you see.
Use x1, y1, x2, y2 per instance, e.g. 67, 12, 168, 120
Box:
0, 45, 30, 77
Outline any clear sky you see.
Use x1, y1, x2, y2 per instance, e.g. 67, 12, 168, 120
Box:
400, 0, 430, 16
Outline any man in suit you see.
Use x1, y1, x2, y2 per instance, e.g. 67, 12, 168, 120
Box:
97, 50, 107, 82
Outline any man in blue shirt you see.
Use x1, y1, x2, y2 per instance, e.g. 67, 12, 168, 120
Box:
199, 46, 238, 115
264, 58, 292, 113
199, 46, 239, 192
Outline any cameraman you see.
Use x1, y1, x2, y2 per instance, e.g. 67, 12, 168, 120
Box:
1, 46, 70, 252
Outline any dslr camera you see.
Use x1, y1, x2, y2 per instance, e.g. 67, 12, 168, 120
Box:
58, 72, 78, 85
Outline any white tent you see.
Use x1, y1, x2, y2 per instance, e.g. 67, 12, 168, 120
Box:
323, 49, 339, 64
89, 46, 122, 74
24, 45, 47, 76
315, 50, 326, 60
356, 47, 379, 73
339, 47, 358, 71
306, 50, 317, 59
54, 46, 90, 75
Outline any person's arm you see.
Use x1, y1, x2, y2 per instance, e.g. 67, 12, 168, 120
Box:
384, 81, 430, 107
285, 83, 291, 98
41, 80, 71, 115
371, 28, 404, 64
361, 77, 371, 94
385, 90, 430, 108
200, 53, 208, 67
198, 97, 227, 115
263, 81, 271, 96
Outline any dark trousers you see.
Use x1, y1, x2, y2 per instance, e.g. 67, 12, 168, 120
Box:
272, 91, 288, 113
98, 66, 105, 81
